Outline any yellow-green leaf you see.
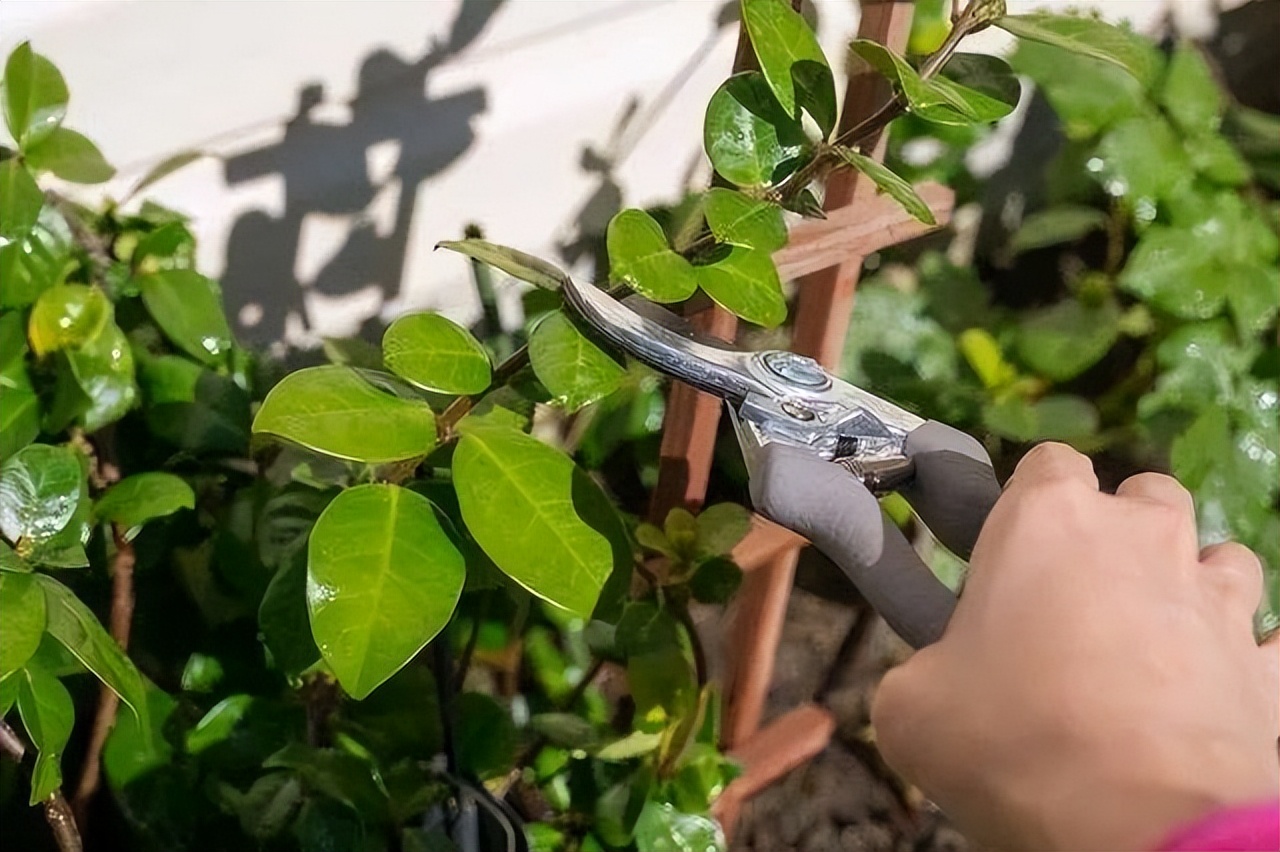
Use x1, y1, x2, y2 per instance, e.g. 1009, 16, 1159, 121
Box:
382, 312, 491, 395
606, 209, 698, 303
528, 312, 625, 411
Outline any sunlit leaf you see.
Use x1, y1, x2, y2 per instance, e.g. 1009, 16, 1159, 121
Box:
529, 311, 625, 411
995, 13, 1162, 86
0, 206, 73, 309
137, 269, 233, 366
694, 246, 786, 328
848, 41, 1013, 126
16, 663, 73, 804
703, 188, 786, 252
834, 146, 936, 225
453, 422, 615, 616
0, 159, 42, 241
68, 320, 137, 432
382, 312, 491, 395
1095, 115, 1189, 206
0, 443, 83, 545
94, 472, 194, 531
606, 209, 698, 303
0, 571, 45, 678
253, 366, 436, 464
1015, 297, 1120, 381
741, 0, 835, 135
24, 127, 115, 184
703, 72, 807, 188
436, 238, 568, 292
2, 42, 68, 148
307, 484, 464, 700
27, 283, 108, 357
634, 800, 725, 852
123, 150, 206, 201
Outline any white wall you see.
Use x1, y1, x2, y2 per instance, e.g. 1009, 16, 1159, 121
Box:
0, 0, 1228, 350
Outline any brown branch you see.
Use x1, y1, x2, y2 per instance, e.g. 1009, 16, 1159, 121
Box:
71, 526, 135, 825
0, 720, 84, 852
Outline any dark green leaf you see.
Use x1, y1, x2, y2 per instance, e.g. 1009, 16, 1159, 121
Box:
995, 13, 1162, 86
1010, 206, 1107, 254
0, 159, 41, 241
834, 146, 935, 225
453, 422, 615, 617
94, 472, 193, 531
1015, 298, 1120, 381
382, 312, 491, 395
2, 42, 68, 147
1159, 43, 1223, 136
530, 713, 599, 749
939, 54, 1021, 114
689, 556, 743, 605
595, 769, 652, 847
27, 283, 109, 356
703, 72, 807, 188
634, 800, 725, 852
606, 208, 698, 303
454, 692, 516, 780
265, 743, 387, 816
322, 336, 384, 370
24, 127, 114, 184
307, 484, 464, 700
37, 574, 149, 727
741, 0, 834, 133
259, 553, 321, 677
226, 772, 304, 840
137, 269, 233, 365
436, 238, 568, 292
703, 188, 787, 252
1224, 106, 1280, 191
694, 246, 786, 328
102, 682, 175, 789
253, 366, 436, 464
983, 394, 1099, 442
0, 443, 83, 545
0, 571, 45, 678
16, 663, 73, 804
848, 41, 1013, 126
529, 311, 625, 411
0, 361, 39, 464
138, 354, 251, 455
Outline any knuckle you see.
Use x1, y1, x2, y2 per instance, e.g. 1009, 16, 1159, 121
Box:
1143, 500, 1194, 539
1202, 542, 1264, 603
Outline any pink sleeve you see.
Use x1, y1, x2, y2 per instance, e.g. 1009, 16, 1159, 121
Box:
1155, 800, 1280, 852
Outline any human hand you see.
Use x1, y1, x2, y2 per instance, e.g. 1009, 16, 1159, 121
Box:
869, 443, 1280, 851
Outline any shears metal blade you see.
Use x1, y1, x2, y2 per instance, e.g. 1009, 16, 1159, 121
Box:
561, 275, 925, 494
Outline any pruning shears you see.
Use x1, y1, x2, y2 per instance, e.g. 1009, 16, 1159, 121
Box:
561, 276, 923, 496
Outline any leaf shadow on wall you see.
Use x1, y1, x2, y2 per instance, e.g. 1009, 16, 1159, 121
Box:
219, 0, 505, 350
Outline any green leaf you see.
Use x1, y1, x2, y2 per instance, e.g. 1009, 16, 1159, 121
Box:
0, 160, 42, 241
530, 713, 599, 749
834, 146, 936, 225
1010, 206, 1107, 254
983, 394, 1099, 442
0, 443, 83, 545
694, 246, 786, 328
37, 574, 149, 726
848, 41, 1014, 126
1224, 264, 1280, 335
16, 663, 73, 804
958, 328, 1017, 391
0, 205, 74, 309
382, 312, 491, 395
137, 269, 233, 365
606, 209, 698, 303
1158, 43, 1223, 136
138, 354, 250, 455
102, 682, 175, 789
258, 553, 320, 677
529, 312, 625, 411
597, 729, 664, 761
703, 188, 787, 252
939, 54, 1021, 115
322, 336, 385, 370
0, 540, 31, 572
94, 472, 194, 531
0, 323, 39, 462
26, 283, 108, 357
454, 692, 516, 780
596, 769, 653, 847
1010, 38, 1143, 139
1015, 298, 1120, 382
2, 42, 68, 148
694, 503, 751, 558
223, 772, 304, 841
0, 674, 15, 716
634, 801, 725, 852
264, 743, 388, 817
26, 473, 89, 569
995, 13, 1162, 86
688, 556, 742, 605
1184, 132, 1250, 187
1095, 115, 1189, 206
186, 693, 253, 755
24, 127, 114, 184
307, 484, 464, 700
253, 366, 437, 464
68, 320, 137, 432
0, 571, 45, 678
453, 423, 614, 617
1119, 225, 1226, 319
436, 238, 569, 292
703, 72, 807, 188
740, 0, 834, 134
122, 150, 206, 202
180, 652, 224, 693
1139, 320, 1248, 417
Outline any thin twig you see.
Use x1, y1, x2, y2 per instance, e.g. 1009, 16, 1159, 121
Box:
453, 593, 489, 692
1, 720, 84, 852
71, 526, 135, 825
672, 600, 709, 686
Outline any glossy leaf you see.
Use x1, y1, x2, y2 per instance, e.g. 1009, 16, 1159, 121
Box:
138, 269, 233, 365
382, 312, 490, 395
0, 571, 45, 678
995, 13, 1162, 86
529, 312, 625, 411
27, 283, 109, 357
0, 206, 73, 310
436, 238, 568, 292
37, 574, 149, 726
634, 800, 725, 852
703, 188, 786, 252
26, 473, 89, 569
848, 41, 1013, 126
453, 423, 614, 617
741, 0, 834, 134
24, 127, 115, 184
186, 694, 253, 755
2, 42, 68, 147
606, 209, 698, 303
95, 472, 194, 531
307, 484, 464, 699
0, 443, 83, 545
694, 246, 786, 328
16, 663, 73, 804
703, 72, 807, 188
834, 146, 936, 225
0, 159, 45, 241
253, 366, 437, 464
1139, 321, 1247, 417
0, 318, 39, 462
258, 554, 320, 677
68, 320, 138, 432
1015, 298, 1120, 381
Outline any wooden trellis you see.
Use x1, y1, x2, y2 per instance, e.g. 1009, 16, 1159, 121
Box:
642, 0, 957, 838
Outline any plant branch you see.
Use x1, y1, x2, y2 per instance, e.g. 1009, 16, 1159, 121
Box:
71, 526, 135, 826
1, 721, 84, 852
671, 599, 709, 686
437, 343, 530, 437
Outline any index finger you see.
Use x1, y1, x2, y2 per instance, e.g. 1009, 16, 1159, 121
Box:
1003, 442, 1100, 493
